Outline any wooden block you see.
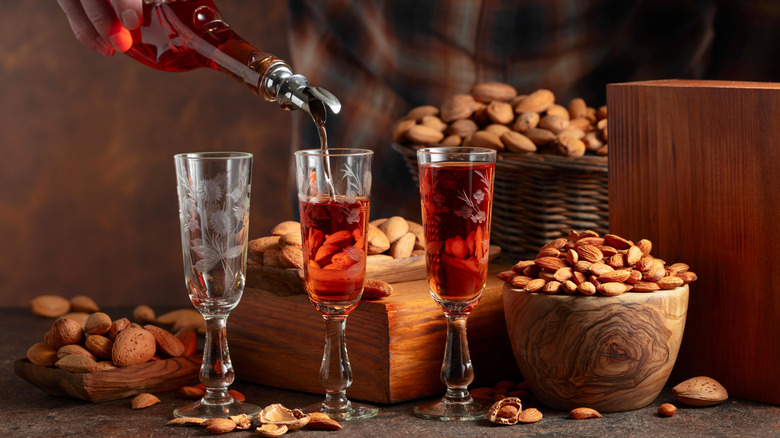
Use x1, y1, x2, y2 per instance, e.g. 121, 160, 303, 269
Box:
607, 79, 780, 405
229, 265, 519, 404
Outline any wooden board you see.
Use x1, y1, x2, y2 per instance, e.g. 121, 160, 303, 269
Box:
229, 264, 520, 404
14, 356, 201, 402
607, 79, 780, 405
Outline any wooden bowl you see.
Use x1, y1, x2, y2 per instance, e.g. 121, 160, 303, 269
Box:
502, 284, 689, 412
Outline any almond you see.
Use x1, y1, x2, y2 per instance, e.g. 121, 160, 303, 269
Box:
558, 136, 586, 157
518, 408, 543, 423
657, 276, 684, 290
378, 216, 409, 244
539, 114, 569, 134
144, 324, 185, 358
589, 262, 613, 276
271, 221, 300, 236
306, 412, 342, 430
440, 134, 462, 146
31, 295, 70, 318
179, 386, 205, 399
471, 82, 517, 103
562, 280, 578, 294
440, 94, 475, 122
390, 232, 415, 259
447, 118, 479, 137
644, 262, 667, 282
569, 407, 602, 420
112, 327, 156, 367
27, 342, 58, 367
672, 376, 728, 406
367, 225, 391, 254
280, 244, 304, 269
515, 89, 555, 113
362, 279, 393, 299
279, 231, 303, 247
48, 318, 84, 348
167, 417, 206, 427
256, 424, 288, 437
524, 128, 557, 145
636, 239, 653, 256
636, 256, 656, 272
405, 105, 440, 121
421, 115, 448, 133
501, 131, 537, 153
94, 361, 117, 372
406, 124, 445, 145
542, 281, 562, 294
510, 275, 533, 289
84, 335, 114, 360
598, 282, 629, 296
658, 403, 677, 417
598, 269, 631, 283
677, 271, 698, 284
568, 98, 587, 119
131, 393, 160, 409
133, 305, 156, 324
263, 249, 285, 268
576, 245, 603, 263
69, 295, 99, 313
606, 253, 626, 269
392, 118, 416, 142
175, 327, 198, 356
535, 256, 567, 272
107, 317, 131, 341
56, 312, 90, 328
632, 281, 661, 292
525, 278, 547, 293
470, 130, 505, 151
513, 112, 540, 132
205, 418, 237, 434
57, 344, 96, 361
484, 123, 511, 137
249, 236, 281, 255
578, 282, 597, 295
626, 246, 643, 266
55, 354, 97, 373
486, 101, 515, 124
604, 234, 632, 250
84, 312, 112, 335
554, 267, 574, 282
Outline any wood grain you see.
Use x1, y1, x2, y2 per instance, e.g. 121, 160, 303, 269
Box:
229, 264, 520, 404
607, 79, 780, 405
14, 356, 200, 402
503, 285, 688, 412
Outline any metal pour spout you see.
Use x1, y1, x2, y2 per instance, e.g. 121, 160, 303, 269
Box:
262, 65, 341, 124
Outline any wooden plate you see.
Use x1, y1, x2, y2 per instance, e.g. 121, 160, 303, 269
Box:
247, 245, 501, 295
14, 356, 200, 403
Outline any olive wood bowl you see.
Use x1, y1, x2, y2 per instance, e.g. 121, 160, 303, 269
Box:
502, 284, 689, 412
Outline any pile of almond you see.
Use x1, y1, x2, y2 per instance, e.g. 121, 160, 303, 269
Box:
26, 304, 201, 372
394, 83, 608, 157
498, 230, 698, 296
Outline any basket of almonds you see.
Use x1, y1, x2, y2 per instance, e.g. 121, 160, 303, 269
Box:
392, 82, 609, 261
499, 230, 697, 412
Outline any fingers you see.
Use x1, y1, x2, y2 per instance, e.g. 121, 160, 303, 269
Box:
56, 0, 115, 56
111, 0, 143, 30
79, 0, 133, 52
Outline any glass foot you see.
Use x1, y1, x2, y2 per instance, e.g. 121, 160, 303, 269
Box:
413, 397, 486, 421
301, 400, 378, 421
173, 397, 261, 419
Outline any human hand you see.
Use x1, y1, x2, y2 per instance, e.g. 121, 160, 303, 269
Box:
56, 0, 143, 56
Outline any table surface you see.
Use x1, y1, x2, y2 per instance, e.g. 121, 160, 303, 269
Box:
2, 307, 778, 438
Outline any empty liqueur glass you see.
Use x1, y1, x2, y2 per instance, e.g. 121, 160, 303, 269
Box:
414, 147, 496, 421
173, 152, 260, 419
295, 148, 378, 421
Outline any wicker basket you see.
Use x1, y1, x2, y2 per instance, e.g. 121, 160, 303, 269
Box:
392, 143, 609, 261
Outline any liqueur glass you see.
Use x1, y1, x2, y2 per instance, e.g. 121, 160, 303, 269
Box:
414, 147, 497, 421
295, 148, 378, 421
173, 152, 260, 418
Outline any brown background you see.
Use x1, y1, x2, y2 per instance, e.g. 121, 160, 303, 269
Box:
1, 2, 293, 308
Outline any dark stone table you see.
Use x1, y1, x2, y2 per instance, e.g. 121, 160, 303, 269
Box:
2, 307, 777, 437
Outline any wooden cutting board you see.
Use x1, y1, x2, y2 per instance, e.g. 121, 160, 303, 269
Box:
607, 79, 780, 405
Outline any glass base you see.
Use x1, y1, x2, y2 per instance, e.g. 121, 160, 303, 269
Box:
301, 400, 378, 421
413, 397, 486, 421
173, 397, 261, 419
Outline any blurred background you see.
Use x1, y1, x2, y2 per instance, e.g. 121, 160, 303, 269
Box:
1, 2, 293, 308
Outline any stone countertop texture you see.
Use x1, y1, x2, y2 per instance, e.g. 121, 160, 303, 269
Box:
2, 307, 778, 437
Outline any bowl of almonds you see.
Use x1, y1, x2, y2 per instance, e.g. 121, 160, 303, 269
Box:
499, 230, 697, 412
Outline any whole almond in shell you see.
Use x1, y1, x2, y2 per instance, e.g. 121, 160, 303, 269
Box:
144, 324, 185, 358
406, 220, 425, 247
112, 327, 156, 367
546, 104, 570, 120
406, 124, 445, 145
568, 97, 587, 119
405, 105, 439, 121
378, 216, 409, 244
422, 115, 448, 132
84, 312, 112, 335
263, 249, 285, 268
94, 361, 117, 372
363, 279, 393, 299
539, 114, 569, 134
57, 312, 90, 328
107, 317, 131, 340
558, 136, 586, 157
271, 221, 300, 236
447, 118, 479, 137
249, 236, 280, 255
392, 118, 416, 142
390, 232, 415, 259
55, 354, 97, 373
280, 244, 304, 269
471, 82, 517, 103
57, 344, 97, 361
131, 393, 160, 409
470, 130, 504, 151
501, 131, 537, 153
440, 94, 476, 122
524, 128, 557, 145
513, 112, 540, 132
486, 101, 514, 124
484, 123, 511, 137
48, 318, 84, 348
672, 376, 728, 406
175, 327, 198, 356
440, 135, 461, 146
85, 334, 114, 360
279, 231, 303, 247
515, 89, 555, 113
31, 295, 70, 318
69, 295, 99, 313
27, 342, 58, 367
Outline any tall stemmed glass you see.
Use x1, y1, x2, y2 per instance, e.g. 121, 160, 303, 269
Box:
414, 147, 497, 421
174, 152, 260, 419
295, 148, 378, 421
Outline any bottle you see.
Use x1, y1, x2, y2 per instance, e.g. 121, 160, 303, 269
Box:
126, 0, 340, 123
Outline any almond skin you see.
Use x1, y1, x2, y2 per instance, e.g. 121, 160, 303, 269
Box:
569, 407, 602, 420
658, 403, 677, 417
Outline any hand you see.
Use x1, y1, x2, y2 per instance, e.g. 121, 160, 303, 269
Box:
56, 0, 143, 56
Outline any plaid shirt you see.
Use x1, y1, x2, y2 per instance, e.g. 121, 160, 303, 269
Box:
286, 0, 779, 219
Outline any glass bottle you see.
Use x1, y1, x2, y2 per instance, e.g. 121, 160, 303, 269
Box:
126, 0, 339, 122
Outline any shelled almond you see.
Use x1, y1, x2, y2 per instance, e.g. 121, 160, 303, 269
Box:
394, 82, 608, 157
498, 230, 698, 296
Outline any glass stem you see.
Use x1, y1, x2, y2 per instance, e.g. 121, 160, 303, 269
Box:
320, 315, 352, 408
441, 313, 474, 403
201, 315, 234, 404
